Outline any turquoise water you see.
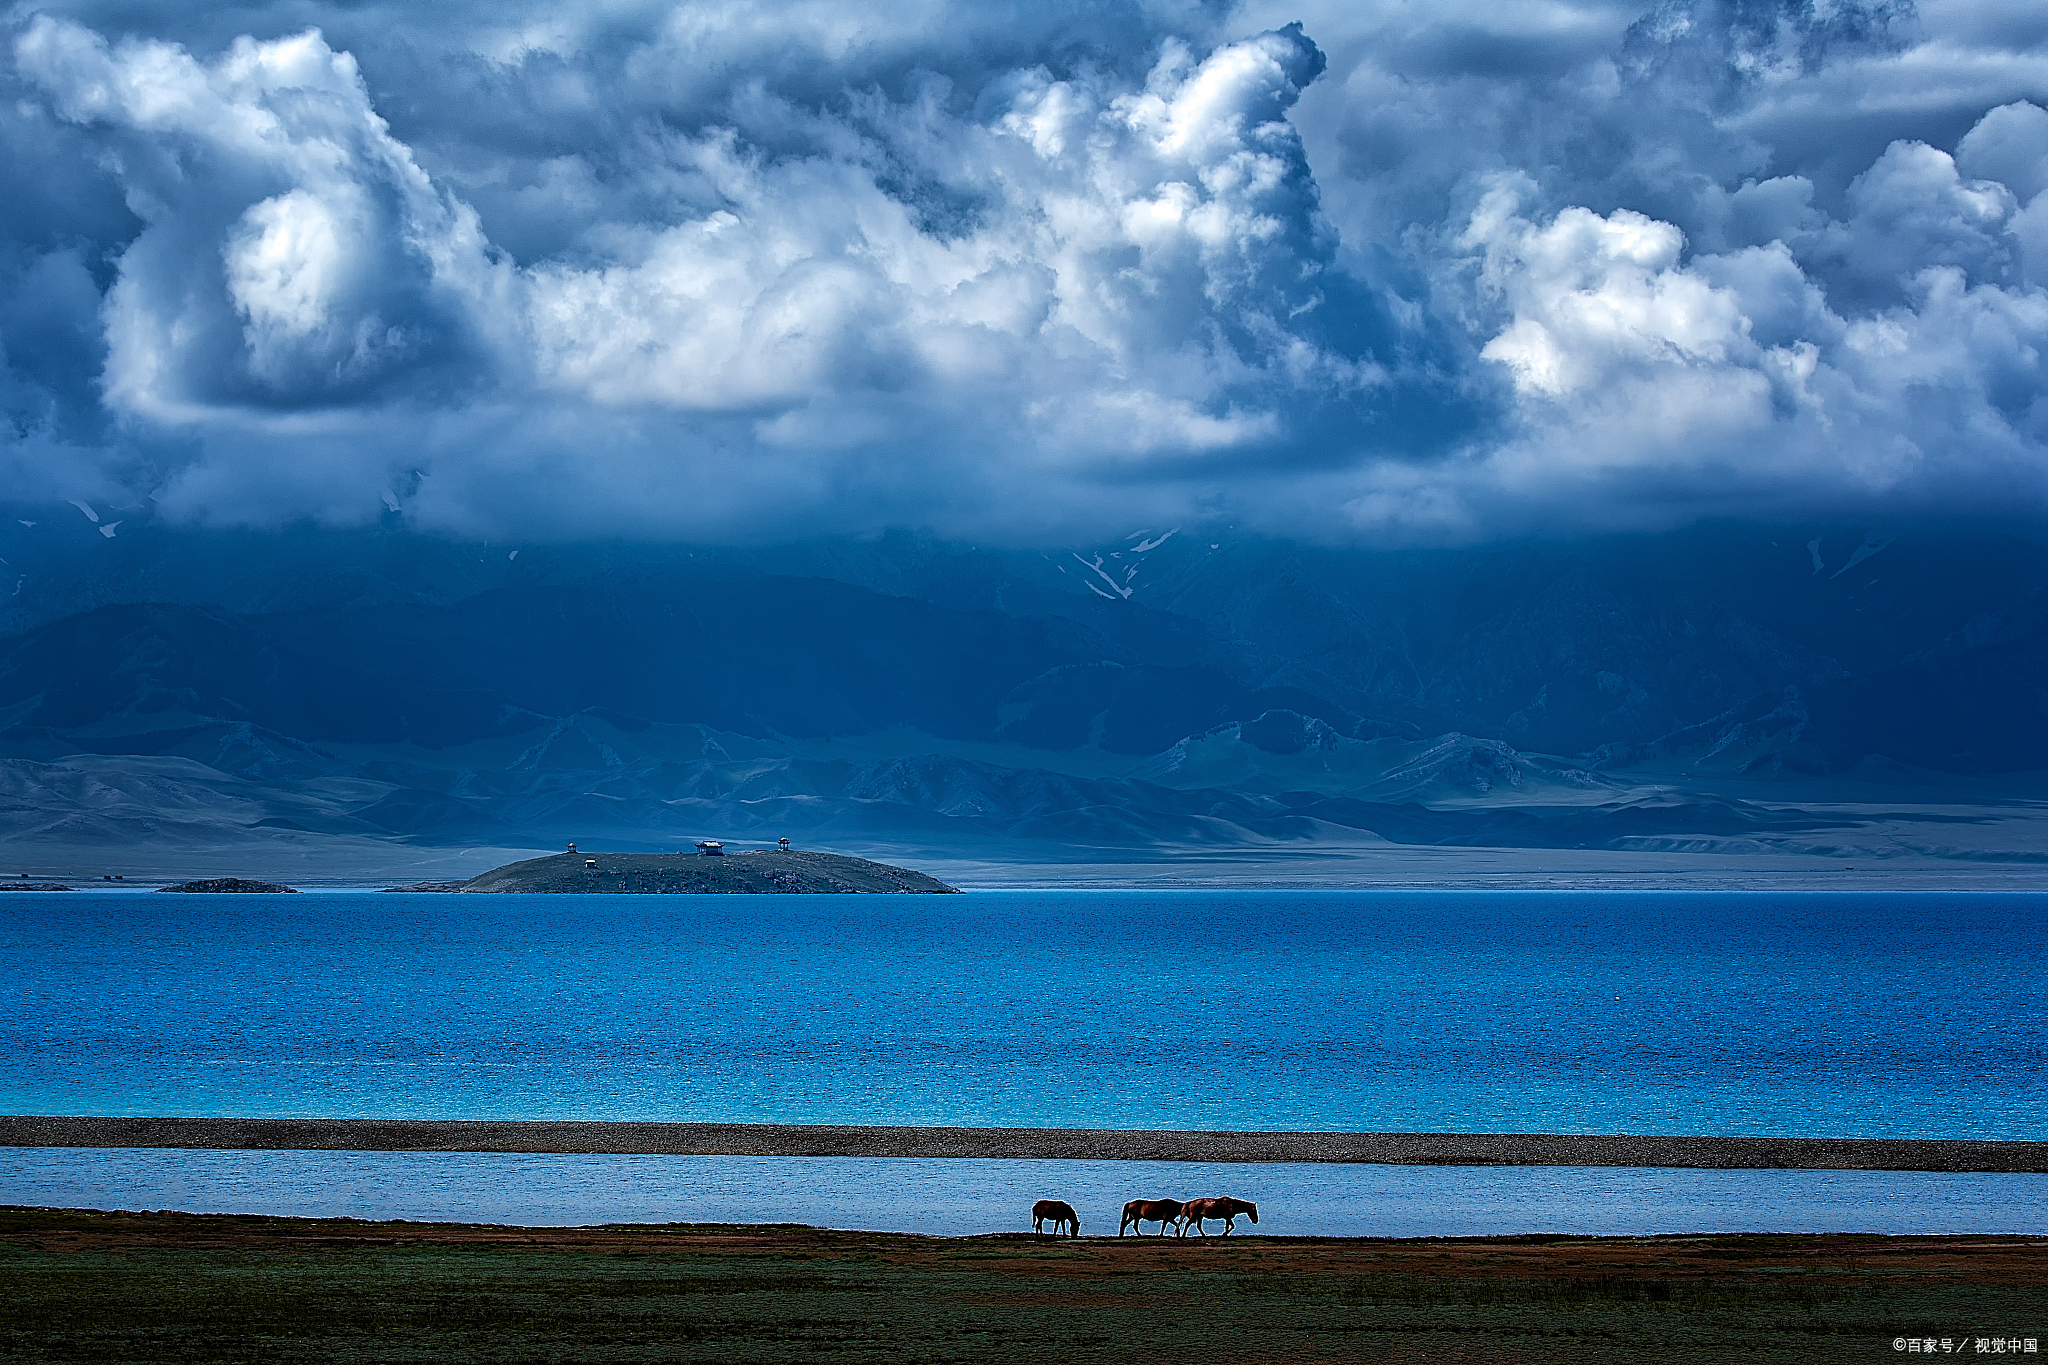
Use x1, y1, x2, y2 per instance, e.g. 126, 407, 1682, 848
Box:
2, 888, 2041, 1138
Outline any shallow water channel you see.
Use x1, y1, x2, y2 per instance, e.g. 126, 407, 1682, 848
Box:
4, 1148, 2044, 1237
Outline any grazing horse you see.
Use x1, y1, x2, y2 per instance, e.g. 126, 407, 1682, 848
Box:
1031, 1199, 1079, 1238
1118, 1198, 1184, 1236
1181, 1196, 1259, 1236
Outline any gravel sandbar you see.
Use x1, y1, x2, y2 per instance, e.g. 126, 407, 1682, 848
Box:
0, 1118, 2040, 1172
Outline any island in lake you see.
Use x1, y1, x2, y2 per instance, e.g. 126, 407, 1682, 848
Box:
390, 849, 960, 894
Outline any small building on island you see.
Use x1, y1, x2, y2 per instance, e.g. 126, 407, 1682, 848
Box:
696, 840, 725, 856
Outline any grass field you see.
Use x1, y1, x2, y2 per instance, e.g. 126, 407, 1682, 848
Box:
1, 1207, 2042, 1362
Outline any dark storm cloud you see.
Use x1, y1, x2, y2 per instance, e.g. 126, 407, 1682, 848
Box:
1, 0, 2045, 540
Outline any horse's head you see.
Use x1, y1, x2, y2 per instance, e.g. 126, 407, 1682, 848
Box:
1246, 1202, 1259, 1224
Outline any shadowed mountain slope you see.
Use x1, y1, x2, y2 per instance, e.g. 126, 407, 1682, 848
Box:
2, 517, 2045, 864
0, 576, 1113, 747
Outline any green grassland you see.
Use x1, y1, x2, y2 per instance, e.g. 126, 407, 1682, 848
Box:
1, 1208, 2042, 1363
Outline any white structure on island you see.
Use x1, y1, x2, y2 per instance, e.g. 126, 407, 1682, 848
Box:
696, 840, 725, 856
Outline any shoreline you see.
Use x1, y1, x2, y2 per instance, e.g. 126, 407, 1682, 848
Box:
14, 869, 2048, 891
2, 1117, 2041, 1172
6, 1206, 2041, 1247
7, 1207, 2041, 1363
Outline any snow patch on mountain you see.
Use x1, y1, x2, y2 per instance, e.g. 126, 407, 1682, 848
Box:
1831, 532, 1894, 580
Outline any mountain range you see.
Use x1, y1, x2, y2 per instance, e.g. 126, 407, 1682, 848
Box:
4, 507, 2045, 876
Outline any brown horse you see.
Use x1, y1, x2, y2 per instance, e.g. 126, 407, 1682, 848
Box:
1031, 1199, 1079, 1237
1180, 1196, 1258, 1236
1118, 1198, 1184, 1236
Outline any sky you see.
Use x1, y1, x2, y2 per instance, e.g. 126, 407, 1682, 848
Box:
2, 0, 2046, 544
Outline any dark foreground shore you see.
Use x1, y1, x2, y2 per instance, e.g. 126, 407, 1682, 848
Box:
2, 1207, 2042, 1364
3, 1116, 2043, 1171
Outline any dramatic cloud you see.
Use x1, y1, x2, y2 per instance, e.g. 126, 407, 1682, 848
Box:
2, 0, 2046, 540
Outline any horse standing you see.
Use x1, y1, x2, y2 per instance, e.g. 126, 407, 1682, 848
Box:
1031, 1199, 1079, 1238
1118, 1198, 1184, 1236
1181, 1196, 1258, 1236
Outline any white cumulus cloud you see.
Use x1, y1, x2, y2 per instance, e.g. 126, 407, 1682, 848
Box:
0, 1, 2044, 542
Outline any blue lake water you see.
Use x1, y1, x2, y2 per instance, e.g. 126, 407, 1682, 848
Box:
1, 888, 2042, 1137
4, 1149, 2045, 1237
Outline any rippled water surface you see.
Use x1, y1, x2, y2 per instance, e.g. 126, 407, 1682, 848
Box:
2, 888, 2042, 1138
